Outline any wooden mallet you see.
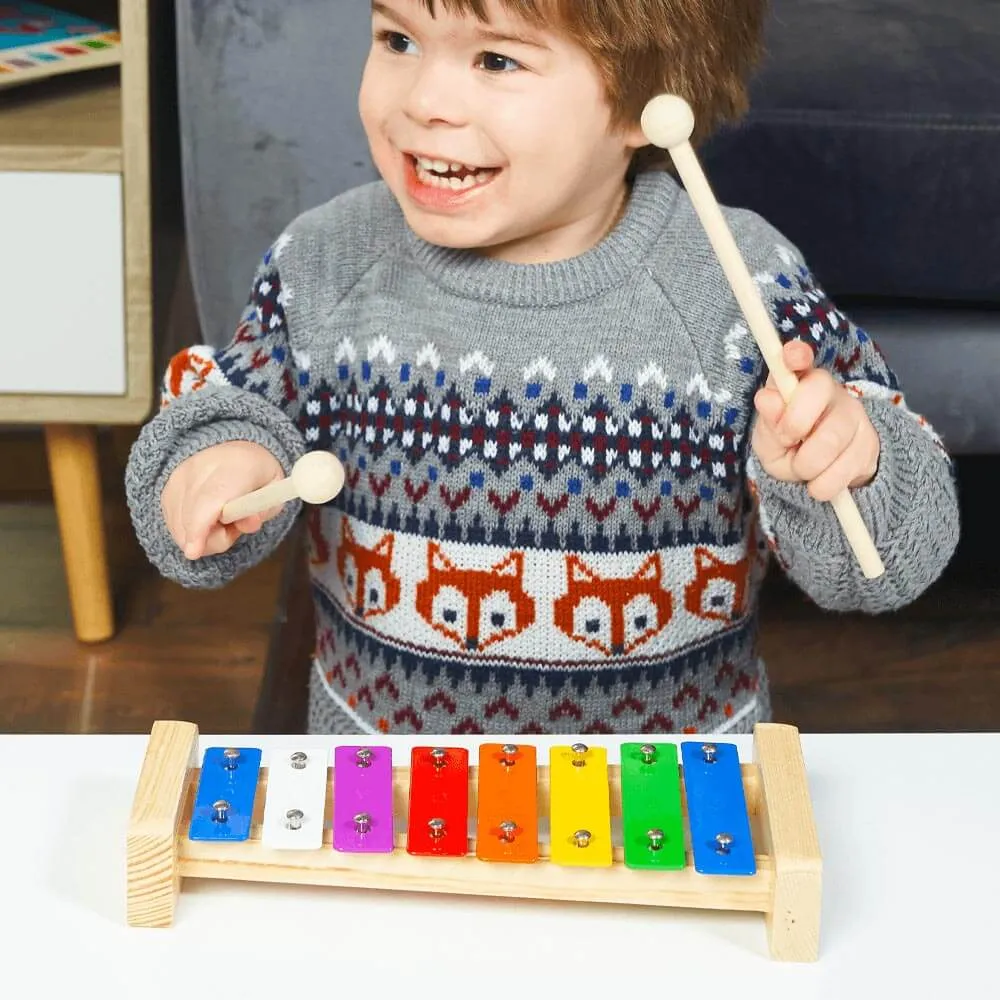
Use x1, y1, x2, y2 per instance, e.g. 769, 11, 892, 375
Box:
220, 450, 345, 525
640, 94, 885, 579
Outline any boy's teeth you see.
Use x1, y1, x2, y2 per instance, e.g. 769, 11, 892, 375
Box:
417, 156, 457, 173
415, 155, 482, 175
413, 155, 496, 191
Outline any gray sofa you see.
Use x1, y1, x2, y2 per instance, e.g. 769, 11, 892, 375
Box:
172, 0, 1000, 453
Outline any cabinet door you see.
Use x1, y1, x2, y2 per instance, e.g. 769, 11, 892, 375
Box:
0, 170, 125, 395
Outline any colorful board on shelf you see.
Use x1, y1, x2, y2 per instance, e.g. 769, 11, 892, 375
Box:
0, 3, 120, 86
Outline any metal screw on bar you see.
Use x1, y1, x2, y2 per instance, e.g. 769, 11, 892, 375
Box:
501, 744, 518, 767
499, 820, 517, 843
431, 748, 447, 768
356, 748, 373, 768
702, 743, 718, 764
715, 832, 733, 854
428, 818, 446, 839
574, 829, 592, 848
212, 799, 230, 823
354, 812, 371, 835
571, 743, 588, 767
648, 828, 664, 851
640, 743, 657, 764
290, 751, 308, 770
222, 748, 240, 770
285, 808, 304, 831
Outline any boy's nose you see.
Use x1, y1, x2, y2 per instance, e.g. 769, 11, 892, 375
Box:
403, 63, 468, 127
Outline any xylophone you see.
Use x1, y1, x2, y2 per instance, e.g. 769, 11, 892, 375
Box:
126, 720, 822, 961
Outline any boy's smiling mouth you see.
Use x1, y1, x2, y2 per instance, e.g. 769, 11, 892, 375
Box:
402, 151, 501, 206
413, 154, 498, 189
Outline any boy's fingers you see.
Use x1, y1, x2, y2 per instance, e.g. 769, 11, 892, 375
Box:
182, 522, 211, 559
180, 494, 224, 556
185, 512, 270, 558
775, 370, 836, 446
232, 513, 265, 534
790, 405, 860, 483
200, 524, 243, 557
184, 523, 244, 560
753, 386, 785, 432
752, 388, 797, 475
180, 495, 282, 559
229, 498, 285, 535
752, 390, 786, 462
785, 339, 816, 371
764, 339, 815, 391
801, 430, 865, 501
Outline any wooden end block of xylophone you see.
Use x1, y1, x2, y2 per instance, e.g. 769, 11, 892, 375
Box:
753, 724, 823, 962
126, 720, 200, 927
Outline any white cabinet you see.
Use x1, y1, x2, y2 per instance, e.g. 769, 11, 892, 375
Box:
0, 1, 158, 644
0, 170, 126, 395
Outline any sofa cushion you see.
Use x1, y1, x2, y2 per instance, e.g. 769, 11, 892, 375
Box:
174, 0, 379, 349
700, 0, 1000, 303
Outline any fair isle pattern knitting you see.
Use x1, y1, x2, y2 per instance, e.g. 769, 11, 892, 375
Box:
130, 171, 958, 736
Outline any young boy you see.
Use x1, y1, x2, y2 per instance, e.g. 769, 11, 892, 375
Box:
126, 0, 959, 735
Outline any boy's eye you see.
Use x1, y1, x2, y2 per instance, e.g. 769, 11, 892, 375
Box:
479, 51, 520, 73
379, 29, 416, 55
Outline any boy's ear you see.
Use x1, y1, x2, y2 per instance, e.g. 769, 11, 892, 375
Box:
622, 119, 652, 152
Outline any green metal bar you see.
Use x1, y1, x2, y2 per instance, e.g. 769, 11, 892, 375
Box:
620, 742, 686, 870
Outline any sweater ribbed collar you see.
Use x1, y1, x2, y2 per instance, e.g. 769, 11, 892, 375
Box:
403, 170, 680, 307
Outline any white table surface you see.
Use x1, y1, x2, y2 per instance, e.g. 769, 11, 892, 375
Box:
1, 729, 996, 998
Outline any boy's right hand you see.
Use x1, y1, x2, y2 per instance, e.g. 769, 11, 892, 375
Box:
161, 440, 286, 560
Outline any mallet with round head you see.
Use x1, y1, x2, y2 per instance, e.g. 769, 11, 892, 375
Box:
220, 450, 345, 525
640, 94, 884, 579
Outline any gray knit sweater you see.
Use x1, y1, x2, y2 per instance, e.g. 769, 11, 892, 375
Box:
126, 170, 959, 735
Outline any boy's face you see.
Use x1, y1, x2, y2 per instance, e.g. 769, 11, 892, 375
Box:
359, 0, 646, 263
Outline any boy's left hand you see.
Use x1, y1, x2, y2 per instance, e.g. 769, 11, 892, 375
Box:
751, 339, 880, 501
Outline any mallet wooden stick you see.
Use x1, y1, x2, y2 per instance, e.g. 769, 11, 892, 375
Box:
220, 450, 345, 525
640, 94, 885, 580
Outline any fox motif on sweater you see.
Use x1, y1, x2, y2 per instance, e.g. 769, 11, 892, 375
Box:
416, 543, 536, 652
554, 554, 674, 657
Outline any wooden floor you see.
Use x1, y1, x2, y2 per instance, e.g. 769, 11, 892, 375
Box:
0, 430, 996, 736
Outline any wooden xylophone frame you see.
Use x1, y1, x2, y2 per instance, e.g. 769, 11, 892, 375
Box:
126, 720, 822, 961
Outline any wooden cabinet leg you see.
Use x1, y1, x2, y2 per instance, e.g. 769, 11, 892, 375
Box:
44, 424, 115, 643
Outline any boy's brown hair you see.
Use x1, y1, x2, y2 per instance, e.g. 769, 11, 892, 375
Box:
420, 0, 768, 171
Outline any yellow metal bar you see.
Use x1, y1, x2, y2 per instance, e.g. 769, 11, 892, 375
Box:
549, 743, 613, 867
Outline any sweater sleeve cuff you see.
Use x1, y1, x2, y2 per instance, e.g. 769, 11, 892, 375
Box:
125, 385, 307, 589
746, 398, 914, 561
